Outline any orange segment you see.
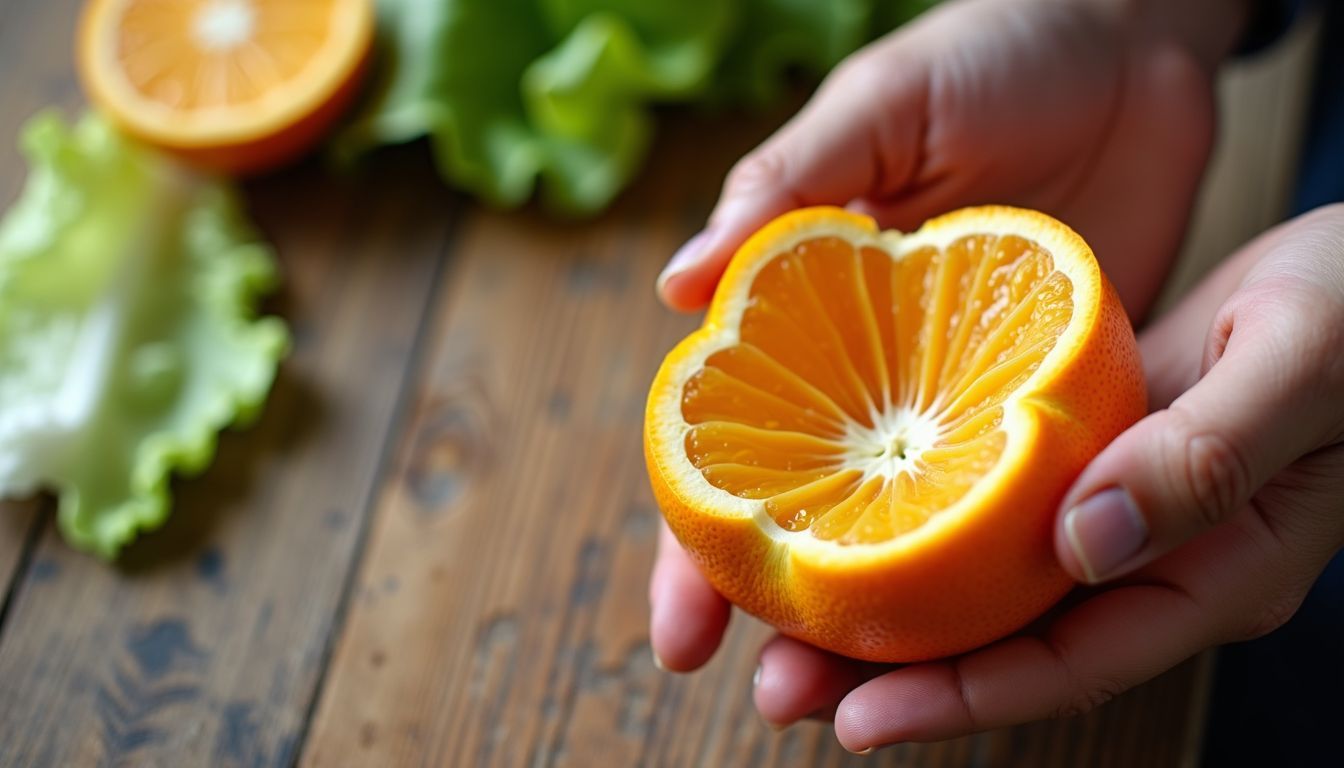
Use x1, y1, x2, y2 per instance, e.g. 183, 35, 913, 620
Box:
644, 206, 1146, 662
78, 0, 374, 173
681, 228, 1069, 546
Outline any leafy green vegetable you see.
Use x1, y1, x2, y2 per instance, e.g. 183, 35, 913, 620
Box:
0, 113, 289, 559
716, 0, 938, 105
334, 0, 940, 214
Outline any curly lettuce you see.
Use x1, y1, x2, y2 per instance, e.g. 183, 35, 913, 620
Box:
334, 0, 940, 214
0, 113, 289, 558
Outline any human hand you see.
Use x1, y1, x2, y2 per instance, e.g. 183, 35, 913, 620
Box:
647, 0, 1248, 679
651, 204, 1344, 751
657, 0, 1246, 320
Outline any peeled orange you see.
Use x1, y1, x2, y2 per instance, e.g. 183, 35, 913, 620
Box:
644, 206, 1146, 663
77, 0, 374, 174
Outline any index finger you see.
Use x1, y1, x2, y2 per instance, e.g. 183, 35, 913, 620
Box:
657, 47, 929, 312
649, 523, 732, 672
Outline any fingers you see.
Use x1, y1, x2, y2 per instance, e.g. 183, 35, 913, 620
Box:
1057, 207, 1344, 584
1057, 318, 1327, 584
753, 635, 882, 728
1138, 203, 1329, 409
649, 523, 731, 671
832, 580, 1213, 751
831, 472, 1344, 752
656, 48, 928, 311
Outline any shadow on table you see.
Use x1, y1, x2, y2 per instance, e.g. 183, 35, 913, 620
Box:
116, 143, 453, 574
115, 367, 325, 576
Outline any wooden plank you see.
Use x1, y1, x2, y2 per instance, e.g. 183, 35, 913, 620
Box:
0, 502, 43, 619
296, 112, 745, 766
300, 112, 1207, 766
0, 0, 88, 626
0, 55, 461, 767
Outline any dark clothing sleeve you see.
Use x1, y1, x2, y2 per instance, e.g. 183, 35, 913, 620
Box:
1233, 0, 1342, 211
1236, 0, 1309, 55
1293, 1, 1344, 211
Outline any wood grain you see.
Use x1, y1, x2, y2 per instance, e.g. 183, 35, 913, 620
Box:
0, 502, 42, 618
0, 0, 88, 620
0, 66, 463, 765
298, 137, 713, 766
298, 117, 1208, 767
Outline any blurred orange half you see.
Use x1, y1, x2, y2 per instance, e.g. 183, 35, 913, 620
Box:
78, 0, 374, 173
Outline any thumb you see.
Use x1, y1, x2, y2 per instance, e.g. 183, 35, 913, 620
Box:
1055, 287, 1339, 584
656, 49, 928, 311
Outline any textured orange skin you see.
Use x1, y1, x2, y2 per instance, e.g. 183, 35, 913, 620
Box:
644, 207, 1147, 663
149, 52, 369, 176
76, 0, 372, 176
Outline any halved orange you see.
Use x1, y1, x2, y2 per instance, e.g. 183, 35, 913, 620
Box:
77, 0, 374, 174
645, 206, 1146, 662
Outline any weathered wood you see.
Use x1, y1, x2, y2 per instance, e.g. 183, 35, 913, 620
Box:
298, 115, 1208, 766
0, 55, 462, 764
0, 502, 42, 615
0, 0, 88, 623
297, 165, 712, 766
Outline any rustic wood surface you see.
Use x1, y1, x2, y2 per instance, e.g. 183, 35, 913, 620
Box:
0, 0, 1313, 764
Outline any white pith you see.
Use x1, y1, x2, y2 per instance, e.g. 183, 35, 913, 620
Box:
88, 0, 371, 141
839, 406, 941, 481
193, 0, 256, 51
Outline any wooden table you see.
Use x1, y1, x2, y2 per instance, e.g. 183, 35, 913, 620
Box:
0, 1, 1215, 764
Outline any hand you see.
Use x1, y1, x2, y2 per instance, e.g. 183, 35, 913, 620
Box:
657, 0, 1246, 320
651, 204, 1344, 751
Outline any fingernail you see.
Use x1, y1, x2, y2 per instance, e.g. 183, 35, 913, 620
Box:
1064, 487, 1148, 583
652, 650, 668, 672
752, 664, 762, 687
657, 227, 716, 293
848, 746, 873, 756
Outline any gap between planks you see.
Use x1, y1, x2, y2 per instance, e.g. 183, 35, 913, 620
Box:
284, 202, 470, 766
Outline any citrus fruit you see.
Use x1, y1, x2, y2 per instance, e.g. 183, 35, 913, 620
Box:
644, 206, 1146, 663
77, 0, 374, 174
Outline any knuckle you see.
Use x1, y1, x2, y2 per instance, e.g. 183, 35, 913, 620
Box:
1233, 583, 1311, 642
830, 50, 889, 92
1164, 412, 1252, 528
828, 51, 913, 120
722, 149, 789, 199
1054, 678, 1124, 719
1237, 595, 1304, 642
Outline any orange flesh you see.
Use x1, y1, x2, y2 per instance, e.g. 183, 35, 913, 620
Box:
114, 0, 336, 109
681, 234, 1074, 544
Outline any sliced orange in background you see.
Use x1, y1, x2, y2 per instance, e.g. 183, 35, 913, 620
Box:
78, 0, 374, 174
645, 206, 1146, 663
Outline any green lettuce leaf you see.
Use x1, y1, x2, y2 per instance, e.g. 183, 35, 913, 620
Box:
716, 0, 941, 105
0, 113, 289, 559
334, 0, 939, 215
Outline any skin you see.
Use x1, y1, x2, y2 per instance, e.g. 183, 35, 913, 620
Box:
649, 0, 1344, 753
